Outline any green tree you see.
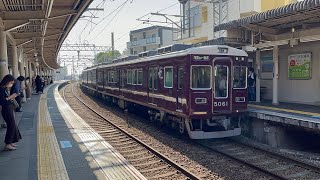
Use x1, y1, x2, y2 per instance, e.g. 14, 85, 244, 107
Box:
95, 50, 121, 64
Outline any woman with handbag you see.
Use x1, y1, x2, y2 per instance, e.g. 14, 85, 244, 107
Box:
0, 74, 21, 151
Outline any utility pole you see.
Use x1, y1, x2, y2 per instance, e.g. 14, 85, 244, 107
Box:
77, 50, 80, 67
72, 56, 75, 80
111, 32, 115, 60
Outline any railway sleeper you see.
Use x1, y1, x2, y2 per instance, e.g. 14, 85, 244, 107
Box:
140, 165, 171, 173
133, 160, 162, 168
119, 147, 146, 154
124, 151, 150, 158
147, 171, 180, 180
129, 155, 155, 162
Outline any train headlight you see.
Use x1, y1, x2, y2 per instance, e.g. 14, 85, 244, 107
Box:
195, 98, 207, 104
235, 97, 245, 102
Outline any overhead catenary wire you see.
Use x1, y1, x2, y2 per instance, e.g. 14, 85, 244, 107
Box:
86, 0, 131, 41
74, 0, 106, 43
88, 0, 129, 42
109, 2, 180, 48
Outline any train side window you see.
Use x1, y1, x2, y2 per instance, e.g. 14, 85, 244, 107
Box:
214, 65, 228, 98
132, 69, 137, 85
137, 69, 143, 85
164, 67, 173, 88
127, 70, 132, 84
98, 71, 103, 85
113, 71, 118, 83
233, 66, 247, 89
108, 71, 113, 83
191, 66, 211, 89
178, 67, 184, 89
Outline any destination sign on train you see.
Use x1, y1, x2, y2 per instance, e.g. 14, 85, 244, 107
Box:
194, 56, 209, 60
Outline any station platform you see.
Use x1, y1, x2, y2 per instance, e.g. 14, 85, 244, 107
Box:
0, 83, 146, 180
248, 101, 320, 131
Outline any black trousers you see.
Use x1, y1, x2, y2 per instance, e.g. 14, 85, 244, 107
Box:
2, 105, 22, 144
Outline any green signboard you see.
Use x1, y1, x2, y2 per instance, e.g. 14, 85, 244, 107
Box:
288, 53, 311, 80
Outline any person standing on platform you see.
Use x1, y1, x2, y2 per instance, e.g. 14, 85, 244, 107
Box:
35, 75, 43, 94
248, 67, 256, 102
12, 76, 25, 112
25, 77, 31, 100
0, 74, 22, 151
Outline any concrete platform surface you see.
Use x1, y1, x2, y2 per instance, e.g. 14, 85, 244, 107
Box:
248, 102, 320, 131
0, 83, 146, 180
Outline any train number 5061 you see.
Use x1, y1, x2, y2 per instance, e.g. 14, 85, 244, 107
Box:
214, 102, 228, 107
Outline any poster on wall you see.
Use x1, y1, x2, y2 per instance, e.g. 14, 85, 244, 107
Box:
288, 53, 311, 80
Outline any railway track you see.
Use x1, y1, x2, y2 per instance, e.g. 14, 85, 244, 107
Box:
62, 82, 320, 180
197, 137, 320, 179
62, 83, 203, 180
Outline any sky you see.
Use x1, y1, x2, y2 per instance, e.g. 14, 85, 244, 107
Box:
65, 0, 181, 53
62, 0, 306, 74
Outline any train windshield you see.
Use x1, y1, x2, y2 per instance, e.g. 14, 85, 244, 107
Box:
233, 66, 247, 89
214, 65, 228, 98
191, 66, 211, 89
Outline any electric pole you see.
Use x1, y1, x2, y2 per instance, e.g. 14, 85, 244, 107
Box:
111, 32, 115, 60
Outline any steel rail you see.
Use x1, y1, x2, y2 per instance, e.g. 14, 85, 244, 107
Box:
230, 139, 320, 175
196, 141, 287, 180
63, 82, 201, 180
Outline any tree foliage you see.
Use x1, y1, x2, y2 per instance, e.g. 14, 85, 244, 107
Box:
95, 50, 121, 64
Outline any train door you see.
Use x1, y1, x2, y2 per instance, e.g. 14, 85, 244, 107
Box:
213, 58, 232, 113
119, 69, 125, 97
176, 66, 184, 111
148, 67, 157, 104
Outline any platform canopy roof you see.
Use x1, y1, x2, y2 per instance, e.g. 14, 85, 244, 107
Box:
0, 0, 93, 69
214, 0, 320, 35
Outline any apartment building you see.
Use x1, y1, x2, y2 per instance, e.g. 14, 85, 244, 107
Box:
177, 0, 297, 44
127, 26, 174, 55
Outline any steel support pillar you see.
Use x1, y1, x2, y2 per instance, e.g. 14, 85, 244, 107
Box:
255, 49, 261, 102
272, 45, 279, 105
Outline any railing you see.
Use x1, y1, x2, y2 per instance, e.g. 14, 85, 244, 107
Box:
127, 37, 161, 47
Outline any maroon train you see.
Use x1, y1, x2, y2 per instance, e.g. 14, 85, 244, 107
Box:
81, 45, 248, 139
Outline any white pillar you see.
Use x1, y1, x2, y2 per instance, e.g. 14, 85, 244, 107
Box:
25, 60, 29, 78
0, 30, 8, 79
272, 46, 279, 105
29, 61, 33, 77
12, 45, 19, 78
0, 29, 8, 127
255, 49, 261, 102
19, 58, 27, 103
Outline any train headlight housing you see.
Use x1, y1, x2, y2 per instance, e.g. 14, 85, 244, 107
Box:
235, 97, 245, 102
195, 98, 207, 104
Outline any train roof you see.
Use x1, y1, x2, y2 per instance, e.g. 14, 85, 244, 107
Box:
84, 45, 248, 71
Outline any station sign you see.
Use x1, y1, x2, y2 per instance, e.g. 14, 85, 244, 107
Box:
288, 53, 312, 80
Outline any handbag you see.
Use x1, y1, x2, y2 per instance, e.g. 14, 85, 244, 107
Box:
5, 90, 20, 109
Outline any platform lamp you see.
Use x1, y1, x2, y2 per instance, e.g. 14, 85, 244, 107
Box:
179, 0, 188, 34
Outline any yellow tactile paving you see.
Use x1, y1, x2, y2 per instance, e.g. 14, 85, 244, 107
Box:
37, 88, 70, 180
249, 104, 320, 117
54, 85, 146, 180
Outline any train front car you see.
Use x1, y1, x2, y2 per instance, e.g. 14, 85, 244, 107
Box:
186, 46, 248, 139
